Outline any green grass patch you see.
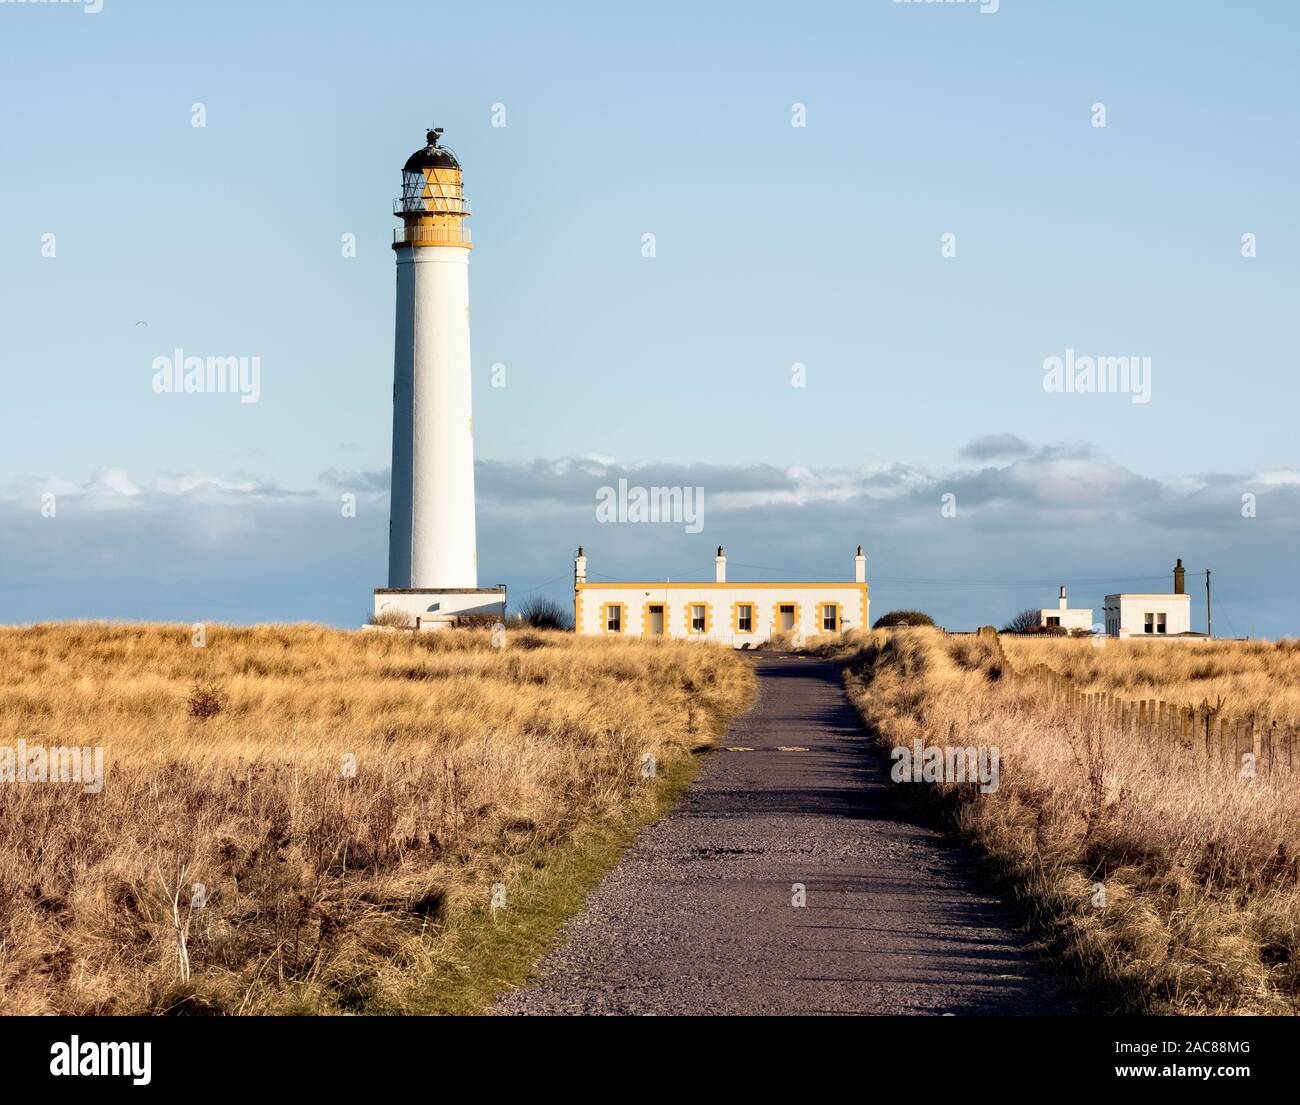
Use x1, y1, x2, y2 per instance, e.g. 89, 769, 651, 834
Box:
393, 718, 731, 1015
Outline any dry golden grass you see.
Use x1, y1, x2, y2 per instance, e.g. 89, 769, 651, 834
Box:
824, 628, 1300, 1014
0, 622, 753, 1015
1002, 635, 1300, 724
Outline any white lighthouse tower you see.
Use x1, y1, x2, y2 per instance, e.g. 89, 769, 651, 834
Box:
373, 128, 505, 629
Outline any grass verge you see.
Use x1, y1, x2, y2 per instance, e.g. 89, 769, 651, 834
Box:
0, 623, 753, 1015
402, 747, 704, 1015
813, 628, 1300, 1015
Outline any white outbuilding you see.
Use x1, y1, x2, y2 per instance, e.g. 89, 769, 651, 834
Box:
1039, 586, 1093, 633
1103, 559, 1200, 639
573, 546, 869, 648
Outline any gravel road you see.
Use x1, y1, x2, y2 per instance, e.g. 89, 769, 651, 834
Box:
494, 653, 1083, 1015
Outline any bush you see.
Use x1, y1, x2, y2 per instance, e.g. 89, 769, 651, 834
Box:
873, 610, 935, 629
368, 609, 412, 628
514, 597, 573, 631
1001, 608, 1042, 634
187, 678, 224, 720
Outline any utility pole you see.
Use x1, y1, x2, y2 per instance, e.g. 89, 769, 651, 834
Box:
1205, 569, 1212, 639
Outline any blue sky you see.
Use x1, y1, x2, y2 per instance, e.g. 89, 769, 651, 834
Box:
1, 0, 1297, 634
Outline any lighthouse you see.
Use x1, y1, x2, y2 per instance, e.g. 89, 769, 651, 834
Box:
373, 129, 505, 629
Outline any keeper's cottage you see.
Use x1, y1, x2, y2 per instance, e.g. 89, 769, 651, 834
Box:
572, 546, 869, 647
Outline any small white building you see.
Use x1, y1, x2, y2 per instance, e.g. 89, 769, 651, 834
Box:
372, 587, 507, 629
573, 546, 869, 648
1104, 559, 1198, 639
1040, 586, 1093, 633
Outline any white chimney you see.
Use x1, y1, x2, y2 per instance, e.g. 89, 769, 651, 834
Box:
574, 546, 587, 585
715, 545, 726, 583
1059, 585, 1068, 611
855, 544, 866, 584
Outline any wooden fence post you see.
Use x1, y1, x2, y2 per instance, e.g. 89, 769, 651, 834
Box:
1014, 663, 1297, 780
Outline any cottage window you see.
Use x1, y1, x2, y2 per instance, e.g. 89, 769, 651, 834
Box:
736, 604, 753, 633
691, 604, 707, 633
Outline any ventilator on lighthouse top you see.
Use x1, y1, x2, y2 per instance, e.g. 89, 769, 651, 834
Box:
373, 128, 505, 630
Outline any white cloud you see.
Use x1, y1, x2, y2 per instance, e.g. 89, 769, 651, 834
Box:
2, 440, 1298, 634
1255, 469, 1300, 487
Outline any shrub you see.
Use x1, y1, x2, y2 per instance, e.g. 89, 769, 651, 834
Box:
872, 610, 935, 629
1001, 608, 1041, 634
514, 597, 573, 631
187, 678, 224, 720
368, 610, 412, 628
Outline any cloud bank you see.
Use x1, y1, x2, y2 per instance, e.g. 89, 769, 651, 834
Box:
2, 439, 1297, 637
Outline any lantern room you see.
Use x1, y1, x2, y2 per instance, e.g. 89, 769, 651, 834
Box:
393, 128, 472, 248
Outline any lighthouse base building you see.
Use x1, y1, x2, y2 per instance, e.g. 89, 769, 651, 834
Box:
572, 546, 868, 647
373, 587, 506, 630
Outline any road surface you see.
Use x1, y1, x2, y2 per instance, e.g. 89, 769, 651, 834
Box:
495, 652, 1083, 1015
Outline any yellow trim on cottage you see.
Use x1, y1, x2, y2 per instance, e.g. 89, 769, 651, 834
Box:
683, 601, 712, 635
576, 581, 858, 589
641, 600, 667, 639
600, 602, 625, 634
774, 601, 801, 634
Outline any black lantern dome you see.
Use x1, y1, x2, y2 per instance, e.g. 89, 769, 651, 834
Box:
393, 127, 472, 243
402, 128, 460, 173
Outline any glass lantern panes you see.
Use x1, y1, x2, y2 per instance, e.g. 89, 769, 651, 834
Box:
400, 169, 464, 215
